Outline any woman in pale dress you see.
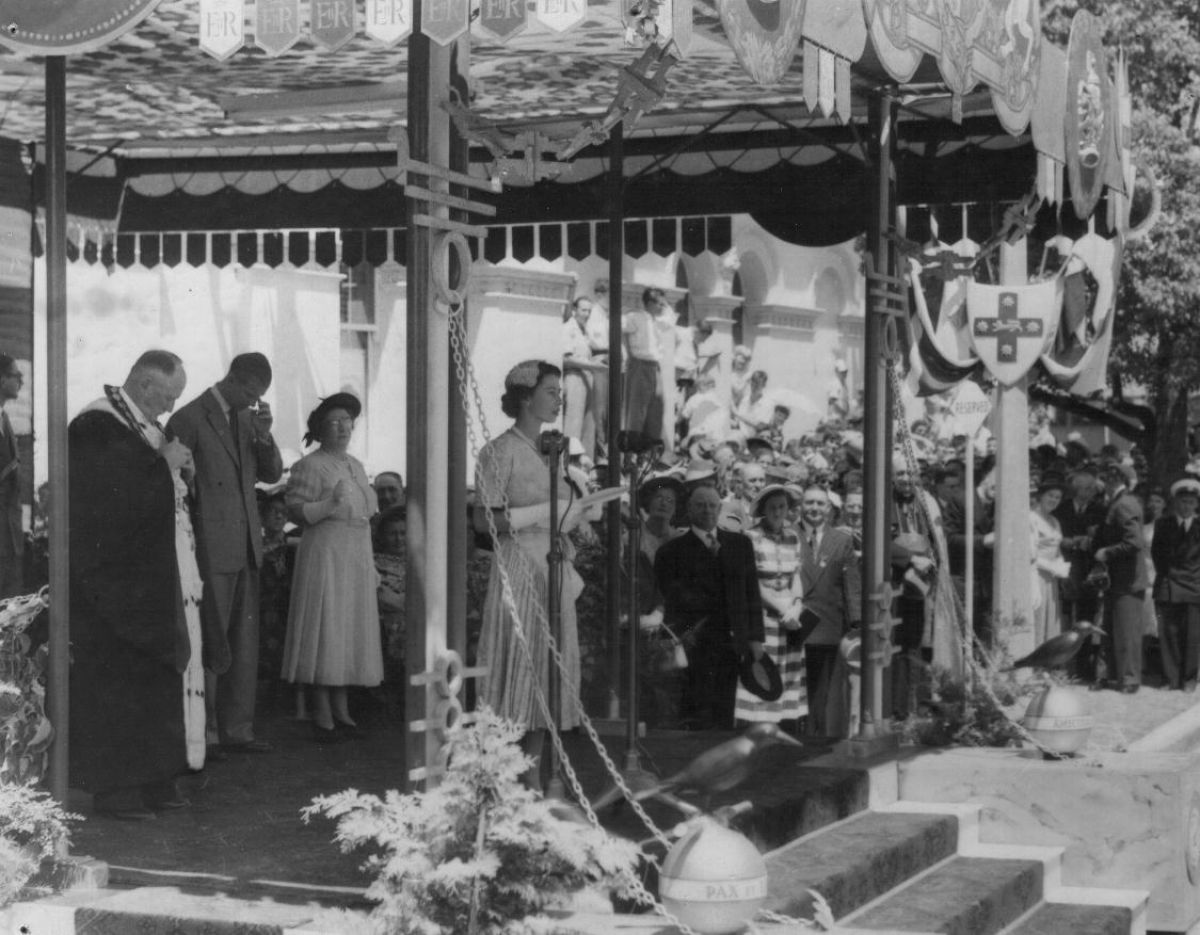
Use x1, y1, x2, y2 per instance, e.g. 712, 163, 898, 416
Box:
281, 392, 382, 743
473, 360, 608, 788
1030, 475, 1069, 645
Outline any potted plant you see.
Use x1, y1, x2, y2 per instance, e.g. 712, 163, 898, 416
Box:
305, 707, 640, 934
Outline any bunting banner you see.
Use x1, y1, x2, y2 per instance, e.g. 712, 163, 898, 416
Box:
255, 0, 302, 55
1064, 11, 1111, 221
199, 0, 245, 60
905, 247, 980, 397
421, 0, 470, 44
364, 0, 413, 45
477, 0, 529, 42
717, 0, 806, 87
533, 0, 587, 34
1038, 232, 1121, 396
310, 0, 356, 50
967, 278, 1061, 387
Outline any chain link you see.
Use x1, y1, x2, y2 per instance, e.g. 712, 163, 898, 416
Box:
445, 304, 720, 930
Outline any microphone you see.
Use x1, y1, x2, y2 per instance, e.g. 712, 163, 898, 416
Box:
539, 430, 568, 455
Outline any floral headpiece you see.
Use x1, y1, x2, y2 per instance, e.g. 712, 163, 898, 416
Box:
504, 360, 543, 391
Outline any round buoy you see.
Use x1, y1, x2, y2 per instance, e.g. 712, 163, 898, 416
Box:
658, 818, 767, 934
1022, 685, 1093, 756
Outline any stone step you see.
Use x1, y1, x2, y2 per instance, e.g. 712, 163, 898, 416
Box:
839, 853, 1044, 935
763, 809, 960, 920
1001, 901, 1135, 935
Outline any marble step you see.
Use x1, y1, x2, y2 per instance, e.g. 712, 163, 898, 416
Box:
1001, 900, 1135, 935
763, 809, 960, 920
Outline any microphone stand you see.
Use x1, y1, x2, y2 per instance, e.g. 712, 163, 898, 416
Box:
619, 435, 662, 794
542, 430, 566, 801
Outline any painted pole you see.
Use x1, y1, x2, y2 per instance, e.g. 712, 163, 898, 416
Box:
604, 123, 625, 721
858, 90, 895, 741
44, 56, 70, 809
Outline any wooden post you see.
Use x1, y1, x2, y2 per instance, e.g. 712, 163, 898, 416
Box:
604, 123, 625, 720
991, 239, 1035, 660
856, 91, 895, 744
404, 10, 461, 788
45, 56, 70, 808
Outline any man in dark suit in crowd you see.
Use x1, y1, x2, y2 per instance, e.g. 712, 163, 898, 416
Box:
0, 354, 23, 597
655, 484, 765, 730
169, 352, 283, 754
1091, 460, 1148, 693
941, 466, 995, 645
1152, 477, 1200, 691
1055, 462, 1106, 678
796, 485, 861, 737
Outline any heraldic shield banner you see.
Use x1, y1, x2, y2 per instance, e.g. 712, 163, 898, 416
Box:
966, 279, 1062, 386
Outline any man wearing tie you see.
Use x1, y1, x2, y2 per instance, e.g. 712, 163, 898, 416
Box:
0, 355, 23, 597
1152, 477, 1200, 692
1090, 459, 1148, 693
797, 485, 861, 737
654, 484, 765, 730
169, 353, 283, 754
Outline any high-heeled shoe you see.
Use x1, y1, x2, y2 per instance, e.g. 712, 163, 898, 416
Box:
312, 722, 347, 745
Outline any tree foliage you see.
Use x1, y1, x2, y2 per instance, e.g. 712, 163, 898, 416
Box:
1034, 0, 1200, 479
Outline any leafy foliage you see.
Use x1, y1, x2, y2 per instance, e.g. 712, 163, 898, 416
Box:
0, 781, 79, 907
304, 708, 639, 935
899, 665, 1027, 749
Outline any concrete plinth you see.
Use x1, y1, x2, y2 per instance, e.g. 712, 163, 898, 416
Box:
898, 746, 1200, 933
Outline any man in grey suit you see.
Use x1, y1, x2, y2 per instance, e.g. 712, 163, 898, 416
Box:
796, 485, 861, 736
169, 353, 283, 753
1152, 477, 1200, 691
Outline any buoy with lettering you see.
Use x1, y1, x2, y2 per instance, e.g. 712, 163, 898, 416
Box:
658, 816, 767, 934
1021, 685, 1093, 757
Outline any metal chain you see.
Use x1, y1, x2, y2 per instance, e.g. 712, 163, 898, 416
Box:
886, 360, 1065, 758
444, 304, 715, 931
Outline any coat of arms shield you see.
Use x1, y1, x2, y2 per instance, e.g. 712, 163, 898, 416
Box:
966, 280, 1061, 386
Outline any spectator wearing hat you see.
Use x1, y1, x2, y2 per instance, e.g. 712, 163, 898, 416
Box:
168, 352, 282, 755
632, 475, 687, 727
1030, 474, 1070, 646
654, 484, 766, 731
1151, 477, 1200, 691
720, 460, 766, 533
281, 392, 383, 740
733, 484, 807, 731
1055, 462, 1107, 680
1089, 460, 1149, 693
795, 485, 861, 738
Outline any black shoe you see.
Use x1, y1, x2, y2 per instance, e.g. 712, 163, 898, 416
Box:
312, 723, 348, 745
205, 744, 229, 762
334, 719, 367, 739
142, 780, 190, 811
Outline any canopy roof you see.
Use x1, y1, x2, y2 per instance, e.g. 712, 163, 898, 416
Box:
0, 0, 1091, 236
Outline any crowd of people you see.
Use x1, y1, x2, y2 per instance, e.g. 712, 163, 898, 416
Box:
42, 333, 1200, 811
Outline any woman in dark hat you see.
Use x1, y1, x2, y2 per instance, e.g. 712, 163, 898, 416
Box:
733, 484, 806, 731
281, 392, 383, 742
1030, 472, 1069, 646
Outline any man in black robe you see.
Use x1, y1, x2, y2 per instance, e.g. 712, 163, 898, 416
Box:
69, 350, 195, 820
